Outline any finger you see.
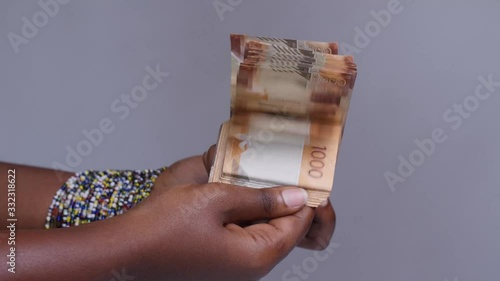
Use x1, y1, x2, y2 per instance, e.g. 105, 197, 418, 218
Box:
203, 144, 216, 174
160, 156, 208, 187
308, 200, 335, 240
299, 200, 336, 250
236, 207, 315, 267
214, 184, 309, 223
268, 206, 315, 248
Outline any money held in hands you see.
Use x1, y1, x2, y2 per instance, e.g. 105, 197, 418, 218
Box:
209, 34, 358, 207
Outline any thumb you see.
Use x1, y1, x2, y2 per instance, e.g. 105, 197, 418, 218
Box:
215, 184, 309, 224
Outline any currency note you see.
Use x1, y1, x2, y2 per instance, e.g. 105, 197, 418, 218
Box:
210, 115, 342, 207
232, 62, 355, 118
230, 34, 339, 61
242, 40, 350, 68
210, 34, 357, 207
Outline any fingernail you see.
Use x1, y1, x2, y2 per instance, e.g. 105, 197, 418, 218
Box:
282, 188, 308, 208
319, 199, 329, 208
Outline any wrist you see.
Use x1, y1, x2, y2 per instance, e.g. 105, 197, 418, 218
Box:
113, 200, 166, 278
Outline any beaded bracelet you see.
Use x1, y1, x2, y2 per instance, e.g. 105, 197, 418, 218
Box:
45, 167, 166, 229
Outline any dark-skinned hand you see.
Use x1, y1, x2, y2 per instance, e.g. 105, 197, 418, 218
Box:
154, 145, 336, 251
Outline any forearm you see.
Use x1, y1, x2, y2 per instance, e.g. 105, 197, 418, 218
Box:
0, 212, 146, 281
0, 162, 73, 229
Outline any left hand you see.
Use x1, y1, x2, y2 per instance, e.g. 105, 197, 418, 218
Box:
297, 199, 336, 250
154, 145, 336, 251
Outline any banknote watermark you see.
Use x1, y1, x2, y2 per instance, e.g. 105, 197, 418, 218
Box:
213, 0, 244, 21
385, 74, 500, 192
7, 0, 72, 54
281, 239, 340, 281
340, 0, 408, 55
51, 64, 169, 180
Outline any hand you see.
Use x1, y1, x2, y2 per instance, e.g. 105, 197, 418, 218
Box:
152, 144, 217, 189
126, 182, 315, 281
298, 199, 336, 250
156, 145, 337, 251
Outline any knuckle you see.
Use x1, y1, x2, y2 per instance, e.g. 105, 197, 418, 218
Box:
202, 183, 227, 200
258, 189, 275, 217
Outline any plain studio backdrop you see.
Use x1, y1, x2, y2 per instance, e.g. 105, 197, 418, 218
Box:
1, 1, 499, 280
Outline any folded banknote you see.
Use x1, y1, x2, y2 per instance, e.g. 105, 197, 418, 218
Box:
209, 34, 358, 207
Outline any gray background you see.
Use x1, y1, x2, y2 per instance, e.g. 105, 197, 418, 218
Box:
1, 0, 499, 280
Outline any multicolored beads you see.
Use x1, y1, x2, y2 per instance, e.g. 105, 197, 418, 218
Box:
45, 168, 166, 229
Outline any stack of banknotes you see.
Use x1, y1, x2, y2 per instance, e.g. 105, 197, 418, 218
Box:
208, 34, 358, 207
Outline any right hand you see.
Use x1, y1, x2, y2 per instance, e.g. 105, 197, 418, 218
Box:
125, 182, 314, 281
